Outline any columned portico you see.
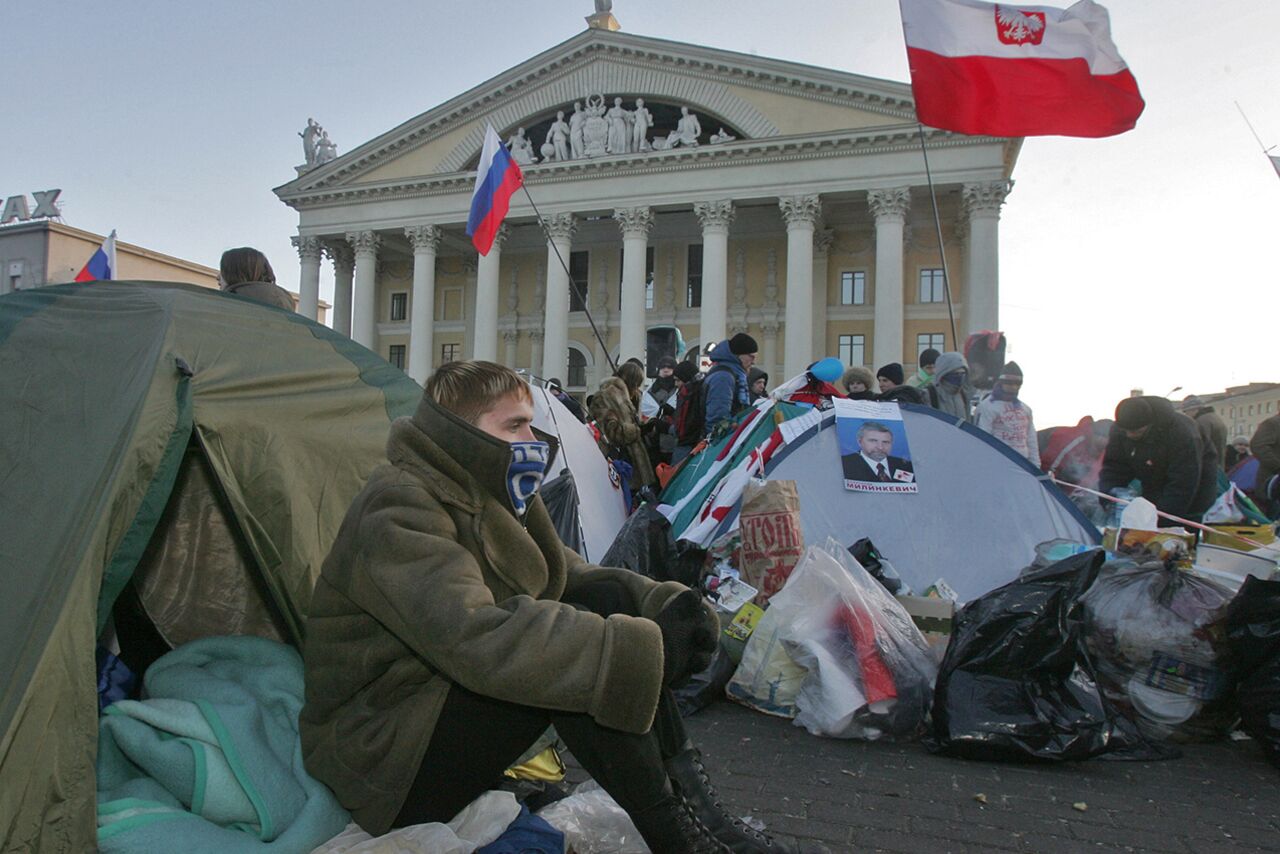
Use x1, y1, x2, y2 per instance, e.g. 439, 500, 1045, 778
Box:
292, 235, 322, 320
963, 181, 1010, 338
779, 195, 820, 378
405, 224, 440, 383
614, 206, 653, 362
346, 231, 380, 349
694, 200, 734, 353
473, 223, 508, 362
868, 187, 910, 367
324, 241, 354, 337
812, 228, 834, 362
542, 213, 577, 382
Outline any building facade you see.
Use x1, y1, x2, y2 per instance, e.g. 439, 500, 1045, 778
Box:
275, 23, 1019, 394
1188, 384, 1280, 440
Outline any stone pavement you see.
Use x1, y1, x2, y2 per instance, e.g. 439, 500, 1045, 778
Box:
677, 700, 1280, 854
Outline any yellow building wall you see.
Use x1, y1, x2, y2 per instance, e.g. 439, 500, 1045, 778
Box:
725, 85, 897, 135
46, 231, 218, 288
353, 120, 483, 184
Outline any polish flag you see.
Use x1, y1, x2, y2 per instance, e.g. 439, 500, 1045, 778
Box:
466, 125, 523, 256
900, 0, 1144, 138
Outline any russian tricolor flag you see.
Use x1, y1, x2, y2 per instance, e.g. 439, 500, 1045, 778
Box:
466, 125, 523, 256
74, 230, 118, 282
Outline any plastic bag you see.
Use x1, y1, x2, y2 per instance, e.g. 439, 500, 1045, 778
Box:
928, 550, 1164, 761
847, 538, 910, 596
1224, 576, 1280, 767
1203, 484, 1248, 524
536, 780, 649, 854
312, 790, 520, 853
673, 643, 736, 717
725, 585, 807, 718
1081, 559, 1236, 742
778, 539, 936, 740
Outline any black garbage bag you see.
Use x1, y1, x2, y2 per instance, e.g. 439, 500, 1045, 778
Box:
847, 537, 906, 595
600, 504, 703, 585
674, 644, 736, 717
928, 549, 1167, 761
1224, 576, 1280, 768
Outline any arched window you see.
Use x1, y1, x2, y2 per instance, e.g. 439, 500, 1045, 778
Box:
567, 348, 587, 390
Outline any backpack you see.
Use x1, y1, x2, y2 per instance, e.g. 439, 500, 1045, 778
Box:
674, 365, 734, 445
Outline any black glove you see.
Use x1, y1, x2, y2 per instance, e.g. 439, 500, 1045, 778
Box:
652, 590, 720, 687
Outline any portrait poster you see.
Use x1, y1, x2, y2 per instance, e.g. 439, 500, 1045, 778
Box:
834, 399, 918, 494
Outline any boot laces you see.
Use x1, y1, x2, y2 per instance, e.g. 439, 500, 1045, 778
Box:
689, 750, 774, 846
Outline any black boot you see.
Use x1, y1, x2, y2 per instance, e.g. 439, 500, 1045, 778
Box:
628, 792, 730, 854
666, 746, 831, 854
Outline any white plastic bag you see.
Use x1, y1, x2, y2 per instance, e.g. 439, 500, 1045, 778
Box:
1203, 484, 1248, 524
1120, 496, 1160, 530
537, 780, 649, 854
780, 539, 938, 740
311, 790, 519, 853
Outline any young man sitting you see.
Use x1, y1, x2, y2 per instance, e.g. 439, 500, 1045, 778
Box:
300, 360, 825, 853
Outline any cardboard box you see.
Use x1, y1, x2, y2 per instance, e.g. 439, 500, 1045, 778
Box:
1203, 524, 1276, 549
895, 595, 955, 651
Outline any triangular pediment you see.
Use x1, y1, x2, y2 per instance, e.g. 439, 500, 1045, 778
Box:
276, 29, 917, 197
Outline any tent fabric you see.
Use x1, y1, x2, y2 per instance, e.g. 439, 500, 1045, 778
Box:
696, 404, 1099, 603
0, 281, 423, 853
539, 474, 586, 557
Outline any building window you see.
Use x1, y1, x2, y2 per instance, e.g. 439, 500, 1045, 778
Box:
389, 292, 407, 322
918, 268, 946, 303
568, 349, 587, 388
686, 244, 703, 308
569, 250, 590, 312
646, 246, 655, 310
388, 344, 406, 370
917, 333, 945, 357
441, 343, 459, 364
840, 271, 866, 305
838, 334, 865, 367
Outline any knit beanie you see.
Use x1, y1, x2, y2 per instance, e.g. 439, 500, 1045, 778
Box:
997, 362, 1023, 382
728, 332, 758, 356
674, 362, 698, 383
1115, 397, 1155, 430
876, 363, 905, 386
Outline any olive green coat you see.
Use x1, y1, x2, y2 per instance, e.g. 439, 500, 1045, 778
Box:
300, 396, 686, 834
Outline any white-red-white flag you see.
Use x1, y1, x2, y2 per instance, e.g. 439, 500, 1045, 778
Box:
899, 0, 1144, 138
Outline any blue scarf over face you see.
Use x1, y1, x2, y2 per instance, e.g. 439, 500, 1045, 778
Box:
507, 441, 551, 516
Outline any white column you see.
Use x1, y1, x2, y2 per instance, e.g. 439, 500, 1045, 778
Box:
404, 225, 440, 384
694, 200, 734, 352
503, 329, 519, 369
613, 206, 653, 363
869, 187, 910, 367
325, 241, 354, 336
345, 231, 381, 349
761, 321, 780, 383
812, 228, 834, 360
541, 213, 577, 383
292, 235, 322, 320
963, 181, 1011, 338
473, 223, 508, 362
529, 330, 544, 378
779, 195, 820, 379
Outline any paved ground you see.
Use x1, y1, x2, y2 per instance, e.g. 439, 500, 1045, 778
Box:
673, 700, 1280, 854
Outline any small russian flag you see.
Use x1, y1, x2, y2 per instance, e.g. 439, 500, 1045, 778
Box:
466, 126, 523, 256
74, 230, 118, 282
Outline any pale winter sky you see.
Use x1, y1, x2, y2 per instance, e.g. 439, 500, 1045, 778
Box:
5, 0, 1277, 426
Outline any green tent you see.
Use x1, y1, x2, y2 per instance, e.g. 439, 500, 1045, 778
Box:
0, 281, 422, 852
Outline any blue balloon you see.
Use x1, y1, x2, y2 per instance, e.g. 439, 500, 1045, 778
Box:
809, 357, 844, 384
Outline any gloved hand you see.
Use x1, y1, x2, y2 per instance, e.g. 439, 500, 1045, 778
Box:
652, 590, 720, 687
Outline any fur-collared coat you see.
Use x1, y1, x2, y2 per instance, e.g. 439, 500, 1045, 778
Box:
590, 376, 656, 488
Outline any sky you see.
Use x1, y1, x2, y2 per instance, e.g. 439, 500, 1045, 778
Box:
5, 0, 1278, 426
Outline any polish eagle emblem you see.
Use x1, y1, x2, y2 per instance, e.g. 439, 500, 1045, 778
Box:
994, 6, 1047, 45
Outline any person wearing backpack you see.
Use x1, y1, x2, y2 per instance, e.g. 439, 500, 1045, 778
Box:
703, 333, 757, 439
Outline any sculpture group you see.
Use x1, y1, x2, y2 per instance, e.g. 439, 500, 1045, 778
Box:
506, 96, 729, 166
298, 118, 338, 169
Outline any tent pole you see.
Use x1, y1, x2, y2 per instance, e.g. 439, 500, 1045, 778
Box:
521, 185, 619, 375
916, 125, 959, 349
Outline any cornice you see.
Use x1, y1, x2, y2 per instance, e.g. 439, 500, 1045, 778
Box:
274, 30, 918, 199
282, 126, 991, 212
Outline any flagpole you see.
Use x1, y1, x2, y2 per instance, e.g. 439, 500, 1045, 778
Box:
1235, 101, 1275, 155
915, 125, 959, 348
519, 184, 619, 375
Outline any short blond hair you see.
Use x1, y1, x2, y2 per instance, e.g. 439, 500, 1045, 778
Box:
424, 360, 532, 424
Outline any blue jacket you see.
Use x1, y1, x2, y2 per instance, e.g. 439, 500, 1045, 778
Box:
704, 339, 749, 435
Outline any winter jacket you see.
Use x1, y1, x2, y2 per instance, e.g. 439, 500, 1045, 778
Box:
703, 339, 749, 436
590, 377, 656, 489
1188, 405, 1228, 469
1251, 415, 1280, 496
878, 384, 926, 406
224, 280, 295, 311
906, 366, 933, 388
975, 395, 1041, 466
1099, 396, 1212, 520
925, 352, 973, 423
300, 396, 688, 834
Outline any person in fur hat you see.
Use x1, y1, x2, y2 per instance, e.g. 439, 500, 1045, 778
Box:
840, 365, 877, 400
974, 361, 1040, 465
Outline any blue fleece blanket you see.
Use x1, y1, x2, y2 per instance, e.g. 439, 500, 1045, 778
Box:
96, 636, 350, 853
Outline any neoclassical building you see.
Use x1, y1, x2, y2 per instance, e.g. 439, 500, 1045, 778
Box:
275, 15, 1019, 395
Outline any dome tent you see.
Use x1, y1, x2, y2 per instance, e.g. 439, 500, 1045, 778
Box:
0, 281, 422, 851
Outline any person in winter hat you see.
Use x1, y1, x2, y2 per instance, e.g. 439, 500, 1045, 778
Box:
1180, 395, 1228, 471
925, 351, 973, 422
974, 362, 1040, 465
748, 366, 770, 403
1101, 395, 1215, 522
875, 363, 904, 394
907, 348, 940, 389
876, 361, 926, 405
841, 365, 877, 400
648, 356, 680, 408
703, 332, 757, 438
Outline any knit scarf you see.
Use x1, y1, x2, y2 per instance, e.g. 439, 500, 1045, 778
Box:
506, 441, 550, 516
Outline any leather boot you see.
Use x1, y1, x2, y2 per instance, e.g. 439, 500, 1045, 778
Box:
665, 746, 831, 854
628, 793, 730, 854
